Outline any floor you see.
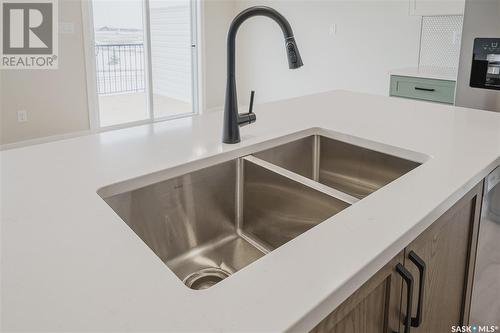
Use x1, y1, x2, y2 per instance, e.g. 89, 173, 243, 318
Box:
469, 200, 500, 324
98, 92, 192, 127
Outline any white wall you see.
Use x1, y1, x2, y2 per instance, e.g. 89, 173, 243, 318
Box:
1, 0, 90, 145
201, 0, 237, 110
0, 71, 3, 130
235, 0, 422, 104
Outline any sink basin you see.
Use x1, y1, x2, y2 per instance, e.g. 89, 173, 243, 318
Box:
254, 135, 421, 199
99, 132, 422, 290
101, 156, 349, 290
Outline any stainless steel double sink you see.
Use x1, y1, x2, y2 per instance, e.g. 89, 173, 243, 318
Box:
99, 134, 421, 290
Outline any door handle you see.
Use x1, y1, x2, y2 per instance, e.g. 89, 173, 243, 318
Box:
394, 263, 414, 333
408, 251, 426, 327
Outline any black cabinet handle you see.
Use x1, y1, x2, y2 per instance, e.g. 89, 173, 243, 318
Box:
414, 87, 435, 92
408, 251, 426, 327
394, 263, 414, 333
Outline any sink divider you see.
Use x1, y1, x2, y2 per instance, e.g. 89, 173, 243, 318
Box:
234, 157, 274, 254
242, 155, 360, 205
233, 154, 358, 254
312, 135, 321, 182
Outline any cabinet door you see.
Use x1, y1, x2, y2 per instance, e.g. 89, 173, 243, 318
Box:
402, 182, 483, 332
409, 0, 465, 16
311, 252, 406, 333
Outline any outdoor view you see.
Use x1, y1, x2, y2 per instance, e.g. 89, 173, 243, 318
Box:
92, 0, 194, 127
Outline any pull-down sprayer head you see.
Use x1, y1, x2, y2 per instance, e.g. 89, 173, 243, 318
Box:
285, 37, 303, 69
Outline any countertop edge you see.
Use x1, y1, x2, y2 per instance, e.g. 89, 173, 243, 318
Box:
286, 157, 500, 332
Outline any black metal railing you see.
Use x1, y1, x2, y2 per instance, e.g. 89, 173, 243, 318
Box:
95, 43, 145, 95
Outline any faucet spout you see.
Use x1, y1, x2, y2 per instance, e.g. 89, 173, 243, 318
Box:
222, 6, 303, 144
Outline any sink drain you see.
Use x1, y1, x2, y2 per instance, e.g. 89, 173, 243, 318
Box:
183, 267, 231, 290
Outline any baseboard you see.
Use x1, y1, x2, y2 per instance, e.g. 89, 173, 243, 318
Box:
0, 130, 92, 151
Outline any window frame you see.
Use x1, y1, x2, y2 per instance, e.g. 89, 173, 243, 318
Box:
81, 0, 201, 132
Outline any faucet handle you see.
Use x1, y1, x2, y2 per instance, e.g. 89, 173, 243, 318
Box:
249, 90, 255, 114
237, 90, 256, 127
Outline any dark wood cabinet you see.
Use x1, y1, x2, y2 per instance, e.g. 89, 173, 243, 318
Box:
401, 181, 483, 332
311, 252, 405, 333
311, 181, 483, 333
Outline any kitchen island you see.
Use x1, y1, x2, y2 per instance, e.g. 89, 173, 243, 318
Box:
2, 90, 500, 332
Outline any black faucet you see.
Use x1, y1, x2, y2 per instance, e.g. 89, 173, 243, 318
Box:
222, 6, 303, 144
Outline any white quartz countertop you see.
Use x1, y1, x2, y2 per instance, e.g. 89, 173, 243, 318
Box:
2, 91, 500, 332
390, 67, 458, 81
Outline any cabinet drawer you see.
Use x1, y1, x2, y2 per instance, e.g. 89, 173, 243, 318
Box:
390, 75, 456, 104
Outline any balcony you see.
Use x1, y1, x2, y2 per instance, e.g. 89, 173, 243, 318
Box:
95, 43, 191, 127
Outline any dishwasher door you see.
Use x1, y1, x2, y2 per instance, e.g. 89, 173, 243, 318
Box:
470, 166, 500, 323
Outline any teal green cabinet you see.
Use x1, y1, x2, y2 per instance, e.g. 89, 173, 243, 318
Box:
390, 75, 456, 104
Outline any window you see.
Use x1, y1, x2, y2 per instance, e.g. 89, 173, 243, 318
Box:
83, 0, 198, 129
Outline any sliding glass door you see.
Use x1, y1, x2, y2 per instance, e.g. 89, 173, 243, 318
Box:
90, 0, 198, 128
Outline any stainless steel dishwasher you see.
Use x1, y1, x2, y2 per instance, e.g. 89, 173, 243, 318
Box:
470, 166, 500, 323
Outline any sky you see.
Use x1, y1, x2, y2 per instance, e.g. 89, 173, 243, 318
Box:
92, 0, 190, 30
92, 0, 144, 30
